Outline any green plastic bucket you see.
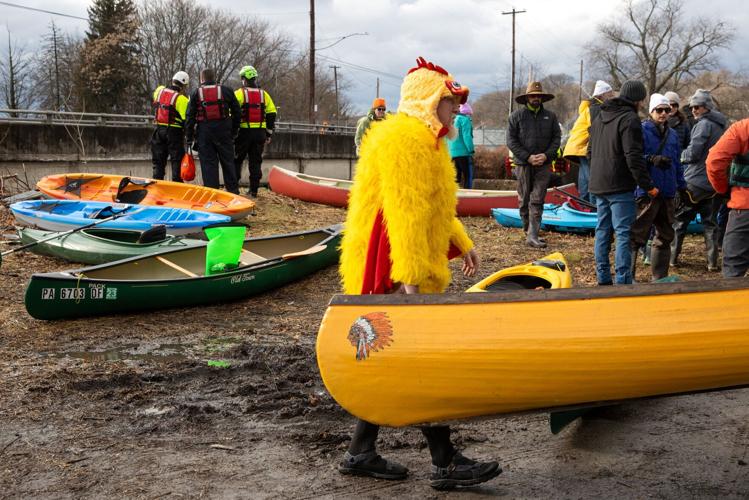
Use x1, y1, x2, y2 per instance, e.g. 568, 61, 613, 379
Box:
204, 224, 247, 276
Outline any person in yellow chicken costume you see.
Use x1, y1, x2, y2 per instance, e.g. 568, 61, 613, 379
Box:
337, 57, 501, 491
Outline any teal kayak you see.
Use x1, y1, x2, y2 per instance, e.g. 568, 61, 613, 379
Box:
493, 203, 703, 234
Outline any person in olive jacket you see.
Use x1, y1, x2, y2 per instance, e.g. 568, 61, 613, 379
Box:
507, 81, 561, 248
588, 80, 657, 285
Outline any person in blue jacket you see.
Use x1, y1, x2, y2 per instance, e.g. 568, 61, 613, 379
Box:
448, 102, 475, 188
630, 94, 686, 281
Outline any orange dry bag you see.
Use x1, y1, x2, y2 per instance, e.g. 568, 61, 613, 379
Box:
180, 152, 196, 181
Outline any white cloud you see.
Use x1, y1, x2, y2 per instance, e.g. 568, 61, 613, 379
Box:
2, 0, 746, 114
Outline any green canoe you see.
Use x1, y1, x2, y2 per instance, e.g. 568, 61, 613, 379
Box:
25, 224, 342, 320
18, 226, 205, 264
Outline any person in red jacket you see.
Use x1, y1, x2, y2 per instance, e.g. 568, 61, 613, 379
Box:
706, 118, 749, 277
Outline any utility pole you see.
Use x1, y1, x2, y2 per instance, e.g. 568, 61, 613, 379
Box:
502, 7, 526, 116
330, 65, 340, 123
309, 0, 315, 124
579, 60, 584, 101
52, 22, 61, 110
376, 77, 380, 98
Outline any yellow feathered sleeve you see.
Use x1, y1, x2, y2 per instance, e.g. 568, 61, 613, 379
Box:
450, 218, 473, 255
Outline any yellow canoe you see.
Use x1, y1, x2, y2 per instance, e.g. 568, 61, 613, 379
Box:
466, 252, 572, 292
316, 278, 749, 427
37, 173, 255, 220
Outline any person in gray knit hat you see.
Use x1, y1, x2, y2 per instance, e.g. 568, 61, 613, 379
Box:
671, 88, 727, 270
588, 79, 656, 284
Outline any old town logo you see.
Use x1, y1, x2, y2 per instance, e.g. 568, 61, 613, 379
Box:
347, 312, 393, 361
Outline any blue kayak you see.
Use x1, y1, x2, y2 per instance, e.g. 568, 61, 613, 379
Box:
492, 203, 703, 234
10, 200, 231, 235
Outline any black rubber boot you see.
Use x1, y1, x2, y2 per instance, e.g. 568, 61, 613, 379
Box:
338, 450, 409, 480
526, 218, 547, 248
650, 245, 670, 281
642, 238, 652, 265
670, 232, 685, 267
429, 452, 502, 490
704, 224, 720, 271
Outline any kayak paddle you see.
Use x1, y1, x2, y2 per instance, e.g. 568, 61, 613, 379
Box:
1, 205, 146, 267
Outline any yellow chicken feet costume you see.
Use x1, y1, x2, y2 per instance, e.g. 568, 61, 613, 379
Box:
339, 57, 474, 295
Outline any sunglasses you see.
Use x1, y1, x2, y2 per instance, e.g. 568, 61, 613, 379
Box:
654, 108, 671, 114
670, 103, 679, 108
375, 107, 386, 111
690, 105, 703, 110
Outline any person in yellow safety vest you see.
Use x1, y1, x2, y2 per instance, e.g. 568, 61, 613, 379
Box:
234, 65, 277, 198
151, 71, 190, 182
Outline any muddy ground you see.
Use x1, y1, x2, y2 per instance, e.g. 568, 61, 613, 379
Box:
0, 189, 747, 499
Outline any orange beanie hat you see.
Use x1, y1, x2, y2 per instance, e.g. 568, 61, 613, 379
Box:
372, 98, 386, 109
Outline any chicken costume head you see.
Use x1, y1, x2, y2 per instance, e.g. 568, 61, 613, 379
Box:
397, 57, 469, 141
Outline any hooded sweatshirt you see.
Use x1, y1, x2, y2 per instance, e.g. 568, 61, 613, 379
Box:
588, 97, 654, 195
447, 113, 474, 158
681, 109, 727, 192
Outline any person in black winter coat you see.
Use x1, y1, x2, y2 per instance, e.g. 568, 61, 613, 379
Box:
184, 68, 242, 194
670, 89, 727, 271
664, 91, 691, 153
588, 80, 657, 285
507, 81, 561, 248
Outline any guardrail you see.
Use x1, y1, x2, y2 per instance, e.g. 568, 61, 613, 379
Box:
0, 109, 357, 135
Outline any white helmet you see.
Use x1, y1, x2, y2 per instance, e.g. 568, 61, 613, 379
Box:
172, 71, 189, 86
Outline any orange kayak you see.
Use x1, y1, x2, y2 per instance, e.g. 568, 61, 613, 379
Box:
37, 173, 255, 220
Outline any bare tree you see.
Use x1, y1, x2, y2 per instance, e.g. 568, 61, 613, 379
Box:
588, 0, 734, 93
138, 0, 207, 92
34, 22, 83, 111
0, 29, 35, 113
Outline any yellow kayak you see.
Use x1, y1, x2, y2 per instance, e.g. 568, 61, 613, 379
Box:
466, 252, 571, 292
316, 278, 749, 427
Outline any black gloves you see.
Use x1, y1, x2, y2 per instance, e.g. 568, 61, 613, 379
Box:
648, 155, 672, 169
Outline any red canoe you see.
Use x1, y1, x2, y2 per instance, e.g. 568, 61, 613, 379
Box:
268, 165, 578, 217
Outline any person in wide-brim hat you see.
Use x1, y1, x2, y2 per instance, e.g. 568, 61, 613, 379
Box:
515, 81, 555, 104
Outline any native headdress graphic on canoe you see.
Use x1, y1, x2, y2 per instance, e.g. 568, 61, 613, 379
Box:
347, 312, 393, 361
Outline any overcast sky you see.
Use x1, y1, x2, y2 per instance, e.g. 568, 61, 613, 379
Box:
2, 0, 747, 114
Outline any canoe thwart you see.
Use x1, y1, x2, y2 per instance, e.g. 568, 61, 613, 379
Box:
155, 255, 198, 277
240, 249, 266, 266
282, 245, 326, 260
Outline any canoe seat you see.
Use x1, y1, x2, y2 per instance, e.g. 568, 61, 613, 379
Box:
240, 249, 266, 266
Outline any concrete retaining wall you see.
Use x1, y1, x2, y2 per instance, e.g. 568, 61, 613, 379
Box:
0, 122, 357, 186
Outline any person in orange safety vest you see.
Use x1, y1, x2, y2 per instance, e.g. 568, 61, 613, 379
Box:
151, 71, 190, 182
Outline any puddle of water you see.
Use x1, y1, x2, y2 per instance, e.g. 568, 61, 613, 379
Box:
52, 343, 188, 363
46, 337, 241, 364
202, 336, 241, 353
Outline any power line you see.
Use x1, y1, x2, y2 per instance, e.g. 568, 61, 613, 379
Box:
0, 1, 87, 21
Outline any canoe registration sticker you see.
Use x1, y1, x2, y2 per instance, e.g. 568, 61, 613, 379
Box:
41, 285, 118, 300
348, 312, 393, 361
60, 288, 85, 300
